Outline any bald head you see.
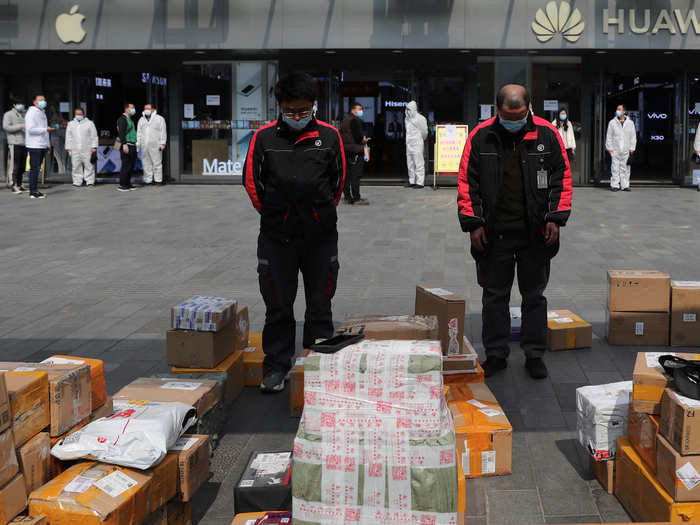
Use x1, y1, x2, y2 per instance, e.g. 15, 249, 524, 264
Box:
497, 84, 530, 112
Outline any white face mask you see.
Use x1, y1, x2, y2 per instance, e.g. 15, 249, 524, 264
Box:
144, 109, 152, 117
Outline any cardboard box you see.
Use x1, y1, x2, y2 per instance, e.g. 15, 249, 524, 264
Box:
167, 434, 209, 502
607, 270, 671, 312
606, 311, 670, 346
442, 336, 479, 373
171, 296, 236, 332
0, 363, 92, 437
337, 314, 439, 342
243, 333, 264, 387
443, 361, 485, 385
547, 309, 592, 350
41, 356, 106, 411
171, 350, 245, 405
660, 388, 700, 455
4, 372, 50, 447
166, 501, 191, 525
147, 454, 178, 512
166, 320, 236, 369
47, 417, 90, 479
28, 462, 150, 525
90, 396, 114, 421
9, 516, 46, 525
289, 355, 307, 418
446, 383, 512, 477
234, 305, 249, 351
657, 433, 700, 502
231, 513, 289, 525
0, 373, 11, 435
576, 381, 631, 460
632, 352, 699, 415
0, 475, 27, 525
671, 281, 700, 346
628, 403, 660, 474
0, 429, 18, 489
113, 377, 221, 418
234, 451, 291, 513
590, 457, 614, 494
615, 436, 700, 522
415, 285, 465, 354
16, 432, 49, 494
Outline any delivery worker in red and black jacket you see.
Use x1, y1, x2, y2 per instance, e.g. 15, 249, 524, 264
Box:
457, 84, 572, 380
244, 72, 346, 393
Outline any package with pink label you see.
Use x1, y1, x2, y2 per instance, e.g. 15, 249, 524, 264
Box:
292, 339, 459, 525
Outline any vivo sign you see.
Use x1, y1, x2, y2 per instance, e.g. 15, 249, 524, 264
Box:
202, 158, 243, 175
647, 113, 668, 119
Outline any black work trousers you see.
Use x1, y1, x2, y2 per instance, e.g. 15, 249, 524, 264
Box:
257, 229, 339, 374
343, 154, 363, 202
474, 232, 551, 359
8, 144, 26, 187
120, 144, 136, 188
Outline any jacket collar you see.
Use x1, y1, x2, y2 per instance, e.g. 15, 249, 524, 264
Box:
276, 115, 320, 144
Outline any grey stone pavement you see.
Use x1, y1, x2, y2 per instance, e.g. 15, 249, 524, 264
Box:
1, 182, 699, 524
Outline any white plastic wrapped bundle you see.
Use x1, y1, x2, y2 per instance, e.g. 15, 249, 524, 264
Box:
576, 381, 632, 460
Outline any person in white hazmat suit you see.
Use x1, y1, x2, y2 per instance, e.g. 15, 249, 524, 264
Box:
605, 104, 636, 192
137, 104, 167, 185
404, 100, 428, 188
65, 107, 98, 187
694, 122, 700, 191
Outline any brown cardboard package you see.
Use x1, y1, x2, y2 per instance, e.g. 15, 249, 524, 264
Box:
547, 309, 592, 350
289, 355, 307, 418
167, 434, 209, 502
442, 336, 479, 373
9, 516, 46, 525
171, 351, 245, 405
166, 501, 192, 525
443, 361, 485, 385
171, 297, 235, 332
0, 363, 92, 437
628, 403, 660, 474
631, 352, 700, 415
337, 314, 439, 342
234, 305, 249, 351
607, 270, 671, 312
16, 433, 49, 494
657, 433, 700, 502
660, 388, 700, 455
415, 285, 466, 355
90, 396, 114, 421
231, 513, 269, 524
615, 436, 700, 522
590, 457, 614, 494
243, 333, 264, 387
113, 378, 221, 418
0, 429, 18, 489
671, 281, 700, 346
166, 320, 235, 369
0, 373, 10, 434
47, 418, 90, 478
0, 475, 27, 524
606, 311, 669, 346
42, 356, 106, 411
4, 372, 50, 447
446, 383, 512, 478
28, 462, 150, 525
147, 454, 178, 512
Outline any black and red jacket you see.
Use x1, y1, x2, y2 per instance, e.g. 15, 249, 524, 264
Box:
457, 114, 572, 242
244, 116, 346, 237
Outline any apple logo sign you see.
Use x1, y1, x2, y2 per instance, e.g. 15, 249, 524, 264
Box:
55, 5, 86, 44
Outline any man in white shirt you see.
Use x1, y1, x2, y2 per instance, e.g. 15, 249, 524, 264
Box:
605, 104, 637, 192
65, 107, 98, 187
25, 94, 54, 199
136, 104, 167, 185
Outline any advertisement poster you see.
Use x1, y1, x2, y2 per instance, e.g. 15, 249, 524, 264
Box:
434, 124, 468, 174
235, 62, 263, 120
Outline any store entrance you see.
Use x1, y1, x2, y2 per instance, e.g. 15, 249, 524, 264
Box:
602, 74, 677, 183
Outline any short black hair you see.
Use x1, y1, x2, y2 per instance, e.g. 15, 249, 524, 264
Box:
33, 94, 45, 101
144, 102, 153, 108
10, 96, 22, 105
496, 84, 530, 111
124, 102, 133, 110
617, 104, 626, 111
350, 101, 362, 111
275, 72, 317, 104
74, 107, 84, 114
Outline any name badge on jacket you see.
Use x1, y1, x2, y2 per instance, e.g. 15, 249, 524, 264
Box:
537, 169, 548, 189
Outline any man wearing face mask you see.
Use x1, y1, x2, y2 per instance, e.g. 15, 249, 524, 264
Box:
605, 104, 636, 192
116, 103, 137, 192
405, 100, 428, 188
244, 72, 345, 393
25, 94, 54, 199
137, 104, 167, 186
65, 107, 98, 187
340, 102, 369, 205
458, 84, 572, 379
3, 98, 27, 194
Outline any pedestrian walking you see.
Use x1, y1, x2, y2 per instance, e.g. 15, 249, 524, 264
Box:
25, 94, 53, 199
116, 103, 137, 192
136, 104, 167, 186
605, 104, 636, 192
340, 102, 368, 205
244, 72, 345, 393
404, 100, 428, 188
3, 97, 27, 194
457, 84, 572, 379
65, 107, 98, 187
552, 107, 576, 167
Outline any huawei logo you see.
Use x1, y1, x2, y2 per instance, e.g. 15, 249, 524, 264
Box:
532, 1, 585, 43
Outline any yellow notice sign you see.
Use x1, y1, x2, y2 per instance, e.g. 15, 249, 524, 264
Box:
435, 124, 468, 174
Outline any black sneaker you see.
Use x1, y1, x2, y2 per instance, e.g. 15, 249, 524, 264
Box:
117, 186, 131, 192
404, 183, 414, 188
11, 185, 22, 194
413, 184, 424, 189
19, 185, 27, 192
260, 370, 286, 393
30, 192, 46, 199
525, 357, 548, 379
622, 188, 631, 192
610, 187, 620, 192
482, 356, 508, 377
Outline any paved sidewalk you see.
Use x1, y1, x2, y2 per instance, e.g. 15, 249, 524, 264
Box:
1, 183, 698, 523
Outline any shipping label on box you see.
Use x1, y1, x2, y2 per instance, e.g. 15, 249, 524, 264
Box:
607, 311, 670, 346
632, 351, 700, 414
17, 431, 49, 494
415, 285, 465, 354
547, 309, 592, 351
113, 377, 221, 418
660, 388, 700, 455
628, 403, 660, 474
171, 296, 236, 332
4, 371, 50, 447
167, 434, 209, 502
657, 432, 700, 502
607, 270, 671, 312
166, 320, 236, 369
671, 281, 700, 346
0, 428, 18, 488
234, 305, 249, 351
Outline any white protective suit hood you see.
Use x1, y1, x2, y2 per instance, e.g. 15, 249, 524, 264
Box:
406, 101, 418, 119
